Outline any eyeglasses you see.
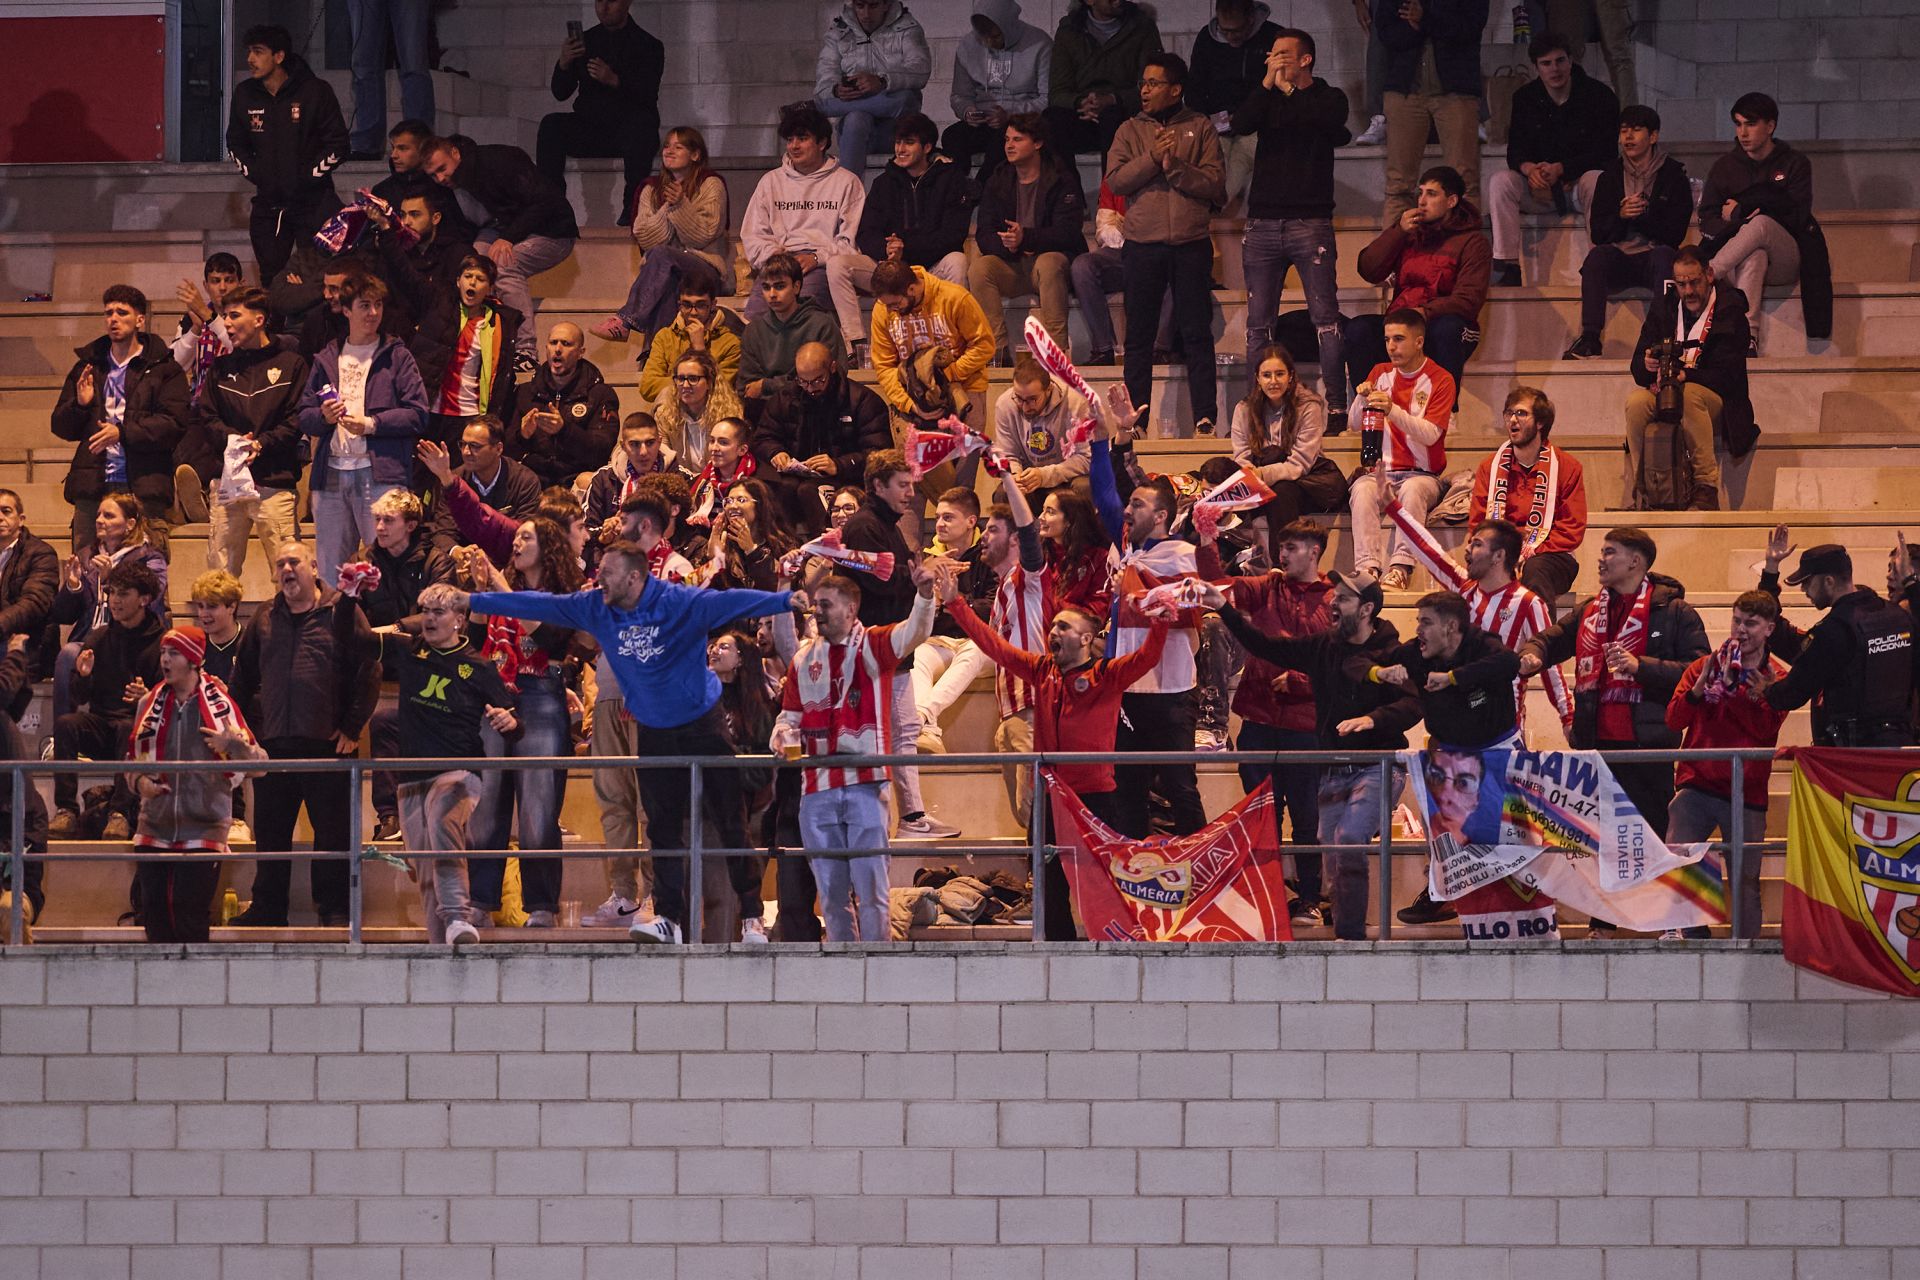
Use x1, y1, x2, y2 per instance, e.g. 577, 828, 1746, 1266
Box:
1503, 408, 1534, 419
673, 373, 710, 384
795, 373, 832, 390
1138, 78, 1170, 88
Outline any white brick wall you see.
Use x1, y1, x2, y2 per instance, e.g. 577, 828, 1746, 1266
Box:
2, 942, 1917, 1278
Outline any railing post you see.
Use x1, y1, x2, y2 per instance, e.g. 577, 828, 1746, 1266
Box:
687, 760, 704, 945
1029, 758, 1046, 944
8, 765, 24, 947
1376, 756, 1395, 941
1728, 754, 1746, 941
347, 759, 363, 945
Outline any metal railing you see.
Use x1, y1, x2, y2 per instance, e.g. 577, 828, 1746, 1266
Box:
2, 747, 1788, 947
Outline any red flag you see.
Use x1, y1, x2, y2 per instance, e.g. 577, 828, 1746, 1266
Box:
1784, 748, 1920, 996
1048, 772, 1293, 942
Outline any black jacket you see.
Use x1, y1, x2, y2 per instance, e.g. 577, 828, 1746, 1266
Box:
856, 155, 977, 267
1697, 140, 1831, 340
749, 375, 893, 485
841, 495, 918, 652
369, 169, 478, 243
1589, 155, 1692, 250
427, 457, 542, 552
72, 614, 165, 719
510, 360, 622, 487
1378, 626, 1523, 749
377, 229, 476, 340
445, 134, 579, 242
363, 530, 456, 679
1188, 17, 1281, 117
1522, 573, 1709, 748
975, 160, 1088, 260
1631, 284, 1757, 456
1376, 0, 1487, 99
551, 19, 665, 122
0, 533, 61, 651
408, 295, 524, 416
51, 333, 190, 509
1217, 607, 1422, 750
268, 240, 381, 356
231, 593, 380, 742
190, 344, 312, 493
1231, 78, 1351, 221
1504, 66, 1619, 178
226, 55, 348, 206
1759, 572, 1920, 743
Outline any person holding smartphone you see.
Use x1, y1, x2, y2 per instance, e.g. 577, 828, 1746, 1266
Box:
539, 0, 665, 225
944, 0, 1054, 180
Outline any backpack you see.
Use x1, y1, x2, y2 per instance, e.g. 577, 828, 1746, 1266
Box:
1631, 420, 1694, 511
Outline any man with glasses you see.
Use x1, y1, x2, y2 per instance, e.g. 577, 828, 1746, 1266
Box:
1466, 386, 1586, 604
638, 269, 743, 404
991, 356, 1091, 499
750, 342, 892, 535
428, 417, 542, 553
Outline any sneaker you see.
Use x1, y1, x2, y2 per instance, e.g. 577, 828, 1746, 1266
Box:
1658, 929, 1685, 941
580, 894, 641, 928
227, 819, 252, 844
228, 907, 288, 928
1396, 889, 1457, 925
511, 350, 539, 377
174, 464, 209, 522
524, 910, 557, 928
1747, 336, 1759, 359
446, 920, 480, 946
1586, 924, 1622, 940
915, 714, 947, 754
317, 912, 348, 927
1193, 416, 1216, 438
1194, 726, 1229, 752
372, 814, 402, 843
1380, 566, 1412, 591
48, 809, 78, 839
1562, 333, 1604, 360
1289, 902, 1324, 927
896, 814, 962, 840
102, 812, 132, 841
630, 916, 683, 944
740, 916, 769, 945
1325, 408, 1349, 437
590, 316, 629, 342
1088, 347, 1117, 366
1354, 114, 1387, 146
1478, 122, 1489, 144
1490, 260, 1522, 288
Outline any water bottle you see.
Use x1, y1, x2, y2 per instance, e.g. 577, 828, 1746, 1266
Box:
1513, 3, 1531, 44
1358, 383, 1385, 468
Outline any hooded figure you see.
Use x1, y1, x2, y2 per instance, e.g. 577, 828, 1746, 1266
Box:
950, 0, 1052, 119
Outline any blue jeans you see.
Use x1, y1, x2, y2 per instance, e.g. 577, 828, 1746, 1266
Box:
816, 89, 921, 183
618, 246, 713, 338
1318, 763, 1403, 940
800, 780, 892, 942
312, 468, 401, 587
468, 672, 570, 915
1343, 311, 1479, 400
1237, 722, 1323, 905
346, 0, 433, 154
1243, 218, 1348, 410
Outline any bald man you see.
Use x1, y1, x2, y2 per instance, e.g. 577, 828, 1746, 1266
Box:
749, 341, 893, 535
512, 321, 622, 487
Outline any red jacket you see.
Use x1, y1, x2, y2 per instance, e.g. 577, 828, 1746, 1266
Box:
946, 598, 1166, 795
1196, 542, 1330, 732
1356, 202, 1490, 323
1666, 652, 1791, 810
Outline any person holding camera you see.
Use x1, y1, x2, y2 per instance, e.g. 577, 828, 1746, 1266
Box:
1623, 246, 1753, 512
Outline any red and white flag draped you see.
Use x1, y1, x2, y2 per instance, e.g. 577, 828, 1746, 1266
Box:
905, 416, 1004, 480
1047, 772, 1294, 942
1190, 467, 1277, 540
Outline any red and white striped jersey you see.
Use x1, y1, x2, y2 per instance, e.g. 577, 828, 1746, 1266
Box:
991, 561, 1050, 718
1387, 500, 1573, 729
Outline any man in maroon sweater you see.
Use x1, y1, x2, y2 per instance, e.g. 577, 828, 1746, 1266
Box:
1197, 515, 1333, 924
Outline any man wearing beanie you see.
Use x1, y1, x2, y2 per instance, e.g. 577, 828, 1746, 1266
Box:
129, 625, 266, 943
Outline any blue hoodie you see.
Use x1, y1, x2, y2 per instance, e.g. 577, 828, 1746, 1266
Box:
470, 580, 794, 729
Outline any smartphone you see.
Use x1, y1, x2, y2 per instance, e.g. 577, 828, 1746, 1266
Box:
841, 75, 858, 89
566, 19, 583, 40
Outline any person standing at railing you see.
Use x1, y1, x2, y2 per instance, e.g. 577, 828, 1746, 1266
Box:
772, 563, 941, 943
453, 541, 803, 944
50, 561, 165, 843
1665, 590, 1790, 940
0, 633, 50, 937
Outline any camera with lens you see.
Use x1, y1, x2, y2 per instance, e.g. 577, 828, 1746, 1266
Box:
1652, 337, 1685, 424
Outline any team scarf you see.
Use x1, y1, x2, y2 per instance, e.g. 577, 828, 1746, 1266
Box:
787, 528, 896, 581
1574, 579, 1655, 704
688, 452, 757, 528
129, 672, 256, 787
1675, 288, 1714, 370
438, 304, 501, 413
1698, 637, 1753, 706
1485, 443, 1560, 558
190, 319, 230, 397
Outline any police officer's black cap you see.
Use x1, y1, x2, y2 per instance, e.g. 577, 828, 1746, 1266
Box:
1785, 544, 1852, 586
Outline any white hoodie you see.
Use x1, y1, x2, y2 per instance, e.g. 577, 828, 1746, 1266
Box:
740, 158, 867, 268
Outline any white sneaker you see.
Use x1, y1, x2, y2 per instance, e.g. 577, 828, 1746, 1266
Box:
915, 714, 947, 754
446, 920, 480, 946
1478, 122, 1489, 144
896, 814, 962, 840
227, 819, 252, 844
740, 917, 769, 945
630, 917, 683, 944
1194, 727, 1229, 752
581, 894, 641, 928
1354, 114, 1387, 146
524, 910, 556, 928
1659, 929, 1685, 941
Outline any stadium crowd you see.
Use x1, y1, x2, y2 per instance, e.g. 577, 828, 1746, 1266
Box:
6, 1, 1863, 947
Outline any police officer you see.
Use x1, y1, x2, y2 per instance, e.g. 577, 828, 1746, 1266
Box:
1759, 528, 1919, 746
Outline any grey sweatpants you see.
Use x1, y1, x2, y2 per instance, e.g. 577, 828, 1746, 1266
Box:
399, 770, 482, 943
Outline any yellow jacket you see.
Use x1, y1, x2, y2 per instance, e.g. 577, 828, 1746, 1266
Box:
870, 267, 994, 419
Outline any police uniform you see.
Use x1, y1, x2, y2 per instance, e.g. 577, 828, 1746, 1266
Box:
1762, 547, 1919, 747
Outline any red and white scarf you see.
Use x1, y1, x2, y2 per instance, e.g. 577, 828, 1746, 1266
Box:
1485, 443, 1560, 559
1574, 579, 1654, 703
688, 452, 756, 528
1675, 289, 1714, 370
129, 673, 256, 787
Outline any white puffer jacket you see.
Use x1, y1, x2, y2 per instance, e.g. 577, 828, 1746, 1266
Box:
813, 1, 932, 100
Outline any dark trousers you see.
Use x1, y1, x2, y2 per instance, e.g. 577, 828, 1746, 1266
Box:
370, 703, 400, 818
633, 703, 747, 934
1519, 550, 1579, 606
1579, 243, 1676, 336
137, 859, 221, 943
249, 189, 342, 283
1042, 103, 1129, 157
1254, 460, 1350, 559
1590, 740, 1674, 932
248, 737, 353, 921
764, 768, 820, 941
941, 119, 1010, 181
537, 109, 661, 222
1030, 783, 1122, 941
1343, 311, 1479, 399
1237, 722, 1323, 905
1123, 239, 1217, 427
4, 837, 46, 921
1112, 690, 1205, 840
52, 711, 133, 817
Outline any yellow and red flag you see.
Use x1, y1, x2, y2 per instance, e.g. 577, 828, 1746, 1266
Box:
1785, 748, 1920, 997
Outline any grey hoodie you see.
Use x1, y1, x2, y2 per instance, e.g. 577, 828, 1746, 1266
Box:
951, 0, 1053, 118
814, 1, 932, 101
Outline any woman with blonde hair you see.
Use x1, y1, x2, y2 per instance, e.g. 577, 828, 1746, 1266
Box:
653, 350, 742, 467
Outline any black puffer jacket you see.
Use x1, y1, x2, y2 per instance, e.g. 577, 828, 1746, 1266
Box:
511, 359, 622, 487
50, 334, 190, 509
226, 54, 349, 206
974, 159, 1088, 260
856, 154, 977, 267
445, 134, 579, 242
1522, 573, 1710, 748
749, 374, 893, 484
